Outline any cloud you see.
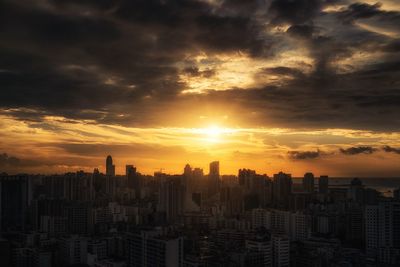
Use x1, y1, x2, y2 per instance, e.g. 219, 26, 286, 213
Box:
0, 153, 21, 166
338, 3, 383, 23
382, 145, 400, 154
183, 66, 216, 78
288, 150, 321, 160
0, 0, 399, 133
286, 24, 315, 39
268, 0, 329, 25
339, 146, 377, 155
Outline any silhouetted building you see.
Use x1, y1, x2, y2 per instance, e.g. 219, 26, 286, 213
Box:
158, 178, 184, 224
319, 175, 329, 194
126, 229, 183, 267
239, 169, 256, 191
394, 188, 400, 200
365, 200, 400, 265
0, 175, 32, 231
126, 164, 140, 198
208, 161, 220, 197
273, 172, 292, 209
246, 234, 272, 267
302, 172, 314, 193
348, 178, 364, 203
60, 236, 88, 266
106, 155, 115, 176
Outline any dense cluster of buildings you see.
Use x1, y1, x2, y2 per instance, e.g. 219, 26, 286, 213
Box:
0, 155, 399, 266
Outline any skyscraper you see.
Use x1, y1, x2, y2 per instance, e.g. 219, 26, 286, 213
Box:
126, 229, 184, 267
302, 172, 314, 193
365, 200, 400, 265
272, 235, 290, 267
60, 236, 88, 266
158, 178, 184, 223
319, 175, 329, 194
183, 164, 193, 192
106, 155, 115, 176
208, 161, 220, 197
0, 175, 32, 231
126, 165, 140, 198
246, 234, 272, 267
273, 172, 292, 209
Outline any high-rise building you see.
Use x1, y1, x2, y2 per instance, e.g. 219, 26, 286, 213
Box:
348, 178, 364, 202
106, 155, 115, 176
271, 210, 291, 236
65, 171, 93, 201
208, 161, 220, 197
126, 229, 183, 267
272, 235, 290, 267
365, 200, 400, 265
60, 236, 88, 266
394, 188, 400, 200
273, 172, 292, 209
158, 178, 184, 223
246, 235, 272, 267
302, 172, 314, 193
65, 201, 92, 235
0, 238, 11, 267
0, 175, 32, 231
192, 167, 204, 192
126, 165, 140, 198
251, 208, 271, 230
239, 169, 257, 191
183, 164, 193, 192
318, 175, 329, 194
290, 212, 311, 241
365, 205, 379, 262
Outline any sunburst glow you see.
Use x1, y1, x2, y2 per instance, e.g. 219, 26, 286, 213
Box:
189, 125, 237, 143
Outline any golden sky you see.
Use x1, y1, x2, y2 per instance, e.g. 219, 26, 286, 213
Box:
1, 111, 399, 176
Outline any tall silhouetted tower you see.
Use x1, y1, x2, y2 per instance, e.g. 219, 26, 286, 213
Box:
273, 172, 292, 209
302, 172, 314, 193
106, 155, 115, 176
126, 164, 141, 198
208, 161, 220, 197
319, 175, 329, 194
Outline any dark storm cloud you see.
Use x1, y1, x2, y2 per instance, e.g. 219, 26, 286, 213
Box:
337, 2, 400, 23
382, 40, 400, 53
339, 146, 377, 155
0, 0, 399, 131
286, 24, 315, 39
269, 0, 322, 24
0, 0, 266, 119
0, 152, 49, 168
382, 146, 400, 154
288, 150, 321, 160
338, 2, 383, 22
0, 153, 21, 166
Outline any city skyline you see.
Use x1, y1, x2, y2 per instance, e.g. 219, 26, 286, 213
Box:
1, 0, 400, 176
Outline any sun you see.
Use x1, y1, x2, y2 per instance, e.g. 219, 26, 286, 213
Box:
203, 126, 223, 138
188, 125, 236, 143
197, 125, 234, 143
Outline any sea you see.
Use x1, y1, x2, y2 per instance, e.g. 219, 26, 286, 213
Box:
292, 177, 400, 197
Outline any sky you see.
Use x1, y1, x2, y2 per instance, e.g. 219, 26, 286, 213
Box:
0, 0, 400, 176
